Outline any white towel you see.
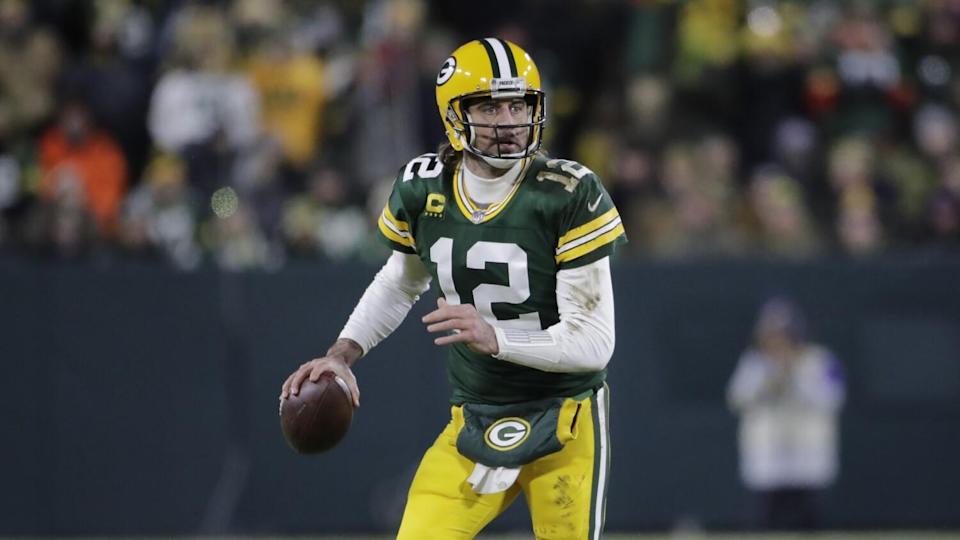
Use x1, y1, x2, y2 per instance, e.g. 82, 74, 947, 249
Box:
466, 463, 521, 494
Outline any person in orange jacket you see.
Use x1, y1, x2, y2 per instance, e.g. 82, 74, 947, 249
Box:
38, 97, 128, 237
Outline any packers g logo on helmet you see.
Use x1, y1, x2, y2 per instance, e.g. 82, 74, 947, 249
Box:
484, 417, 531, 451
437, 57, 456, 85
435, 38, 545, 162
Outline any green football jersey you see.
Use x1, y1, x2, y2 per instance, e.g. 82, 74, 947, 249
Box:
377, 153, 626, 405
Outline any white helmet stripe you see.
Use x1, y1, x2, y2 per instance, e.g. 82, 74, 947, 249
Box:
485, 38, 513, 78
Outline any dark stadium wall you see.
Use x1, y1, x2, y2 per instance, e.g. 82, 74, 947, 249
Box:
1, 258, 959, 535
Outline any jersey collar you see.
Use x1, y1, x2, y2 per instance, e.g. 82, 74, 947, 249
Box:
453, 158, 531, 224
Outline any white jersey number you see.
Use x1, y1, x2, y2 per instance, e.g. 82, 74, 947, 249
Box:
429, 238, 541, 330
546, 158, 594, 179
402, 154, 443, 182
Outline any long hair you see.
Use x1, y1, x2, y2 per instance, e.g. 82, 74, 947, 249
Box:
437, 141, 462, 171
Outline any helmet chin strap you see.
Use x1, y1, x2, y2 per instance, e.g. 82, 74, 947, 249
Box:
477, 152, 522, 170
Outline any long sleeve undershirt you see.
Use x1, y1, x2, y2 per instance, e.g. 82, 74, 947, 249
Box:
338, 251, 432, 355
338, 251, 615, 373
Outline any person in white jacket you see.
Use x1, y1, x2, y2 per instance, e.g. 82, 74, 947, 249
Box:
727, 296, 845, 531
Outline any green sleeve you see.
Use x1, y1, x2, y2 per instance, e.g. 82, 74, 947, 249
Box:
375, 154, 441, 253
375, 172, 418, 254
554, 173, 627, 270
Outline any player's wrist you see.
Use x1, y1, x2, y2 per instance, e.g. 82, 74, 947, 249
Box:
492, 326, 507, 359
326, 338, 364, 367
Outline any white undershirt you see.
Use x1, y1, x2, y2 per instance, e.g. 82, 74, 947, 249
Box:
338, 251, 432, 355
460, 158, 525, 205
338, 251, 616, 373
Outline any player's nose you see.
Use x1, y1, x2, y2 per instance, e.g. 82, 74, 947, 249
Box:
493, 104, 520, 127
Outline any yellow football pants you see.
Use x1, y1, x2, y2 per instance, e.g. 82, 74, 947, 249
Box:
397, 385, 610, 540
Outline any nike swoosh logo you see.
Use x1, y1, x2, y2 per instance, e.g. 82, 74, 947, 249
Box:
587, 193, 603, 212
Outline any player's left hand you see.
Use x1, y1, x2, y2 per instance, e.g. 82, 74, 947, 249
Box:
423, 297, 499, 355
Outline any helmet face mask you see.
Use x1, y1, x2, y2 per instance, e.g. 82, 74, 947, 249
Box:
449, 90, 545, 162
436, 38, 546, 167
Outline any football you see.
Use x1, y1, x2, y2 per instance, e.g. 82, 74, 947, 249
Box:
280, 372, 354, 454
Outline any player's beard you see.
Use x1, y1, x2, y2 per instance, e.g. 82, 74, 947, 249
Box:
473, 129, 529, 170
483, 128, 525, 156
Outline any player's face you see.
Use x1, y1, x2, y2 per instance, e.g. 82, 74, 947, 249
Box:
466, 97, 531, 156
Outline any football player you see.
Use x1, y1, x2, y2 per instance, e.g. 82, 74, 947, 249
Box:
281, 38, 626, 539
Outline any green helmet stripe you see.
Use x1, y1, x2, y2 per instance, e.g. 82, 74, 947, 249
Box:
494, 38, 519, 78
479, 39, 504, 78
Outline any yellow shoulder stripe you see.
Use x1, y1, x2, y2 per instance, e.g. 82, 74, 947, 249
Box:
555, 223, 625, 264
557, 207, 619, 248
378, 214, 414, 247
382, 204, 409, 232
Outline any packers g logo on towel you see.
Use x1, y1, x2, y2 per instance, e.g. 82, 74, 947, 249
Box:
484, 417, 531, 451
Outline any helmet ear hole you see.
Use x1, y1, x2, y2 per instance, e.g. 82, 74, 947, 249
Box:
446, 102, 469, 150
445, 104, 460, 127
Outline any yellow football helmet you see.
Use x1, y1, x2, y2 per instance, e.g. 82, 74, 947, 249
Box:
435, 38, 545, 163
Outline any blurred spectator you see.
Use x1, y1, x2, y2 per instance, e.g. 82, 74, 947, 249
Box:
609, 144, 657, 256
674, 0, 740, 89
351, 0, 428, 187
120, 153, 201, 270
24, 164, 98, 258
939, 153, 960, 200
203, 199, 274, 272
0, 0, 62, 139
913, 103, 958, 161
0, 0, 62, 250
817, 5, 912, 137
282, 164, 370, 260
60, 0, 156, 180
746, 166, 823, 259
642, 140, 747, 258
924, 188, 960, 252
573, 92, 623, 182
38, 97, 128, 238
0, 130, 37, 250
0, 153, 14, 244
244, 16, 331, 189
672, 0, 741, 132
825, 136, 894, 255
232, 134, 287, 263
876, 140, 936, 240
727, 296, 845, 531
772, 117, 820, 186
148, 4, 259, 197
624, 74, 672, 145
836, 186, 885, 256
735, 2, 807, 172
1, 0, 960, 263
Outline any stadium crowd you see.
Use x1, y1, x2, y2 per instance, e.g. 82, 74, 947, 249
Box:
0, 0, 958, 270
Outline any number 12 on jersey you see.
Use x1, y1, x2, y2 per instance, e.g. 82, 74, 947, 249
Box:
429, 237, 542, 330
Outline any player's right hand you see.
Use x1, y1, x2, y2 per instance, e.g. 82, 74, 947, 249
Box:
281, 356, 360, 408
